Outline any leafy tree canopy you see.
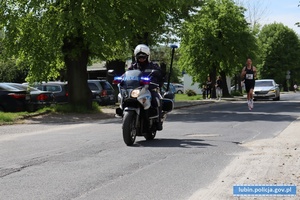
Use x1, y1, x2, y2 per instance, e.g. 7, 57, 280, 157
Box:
1, 0, 144, 81
257, 23, 300, 85
0, 0, 201, 108
152, 45, 182, 83
0, 0, 202, 81
0, 59, 27, 82
178, 0, 257, 84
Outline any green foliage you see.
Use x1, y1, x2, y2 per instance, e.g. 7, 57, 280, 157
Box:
230, 90, 243, 96
0, 0, 202, 80
179, 0, 257, 82
0, 106, 53, 125
1, 0, 133, 81
257, 23, 300, 86
152, 45, 182, 83
175, 93, 202, 101
185, 89, 197, 96
0, 0, 201, 109
54, 102, 100, 113
0, 103, 101, 125
0, 59, 28, 82
0, 111, 28, 124
169, 66, 183, 83
0, 112, 17, 123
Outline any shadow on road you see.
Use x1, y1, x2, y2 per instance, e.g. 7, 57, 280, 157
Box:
168, 101, 300, 123
134, 138, 216, 148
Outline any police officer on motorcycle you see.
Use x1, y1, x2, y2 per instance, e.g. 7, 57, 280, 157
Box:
128, 44, 164, 131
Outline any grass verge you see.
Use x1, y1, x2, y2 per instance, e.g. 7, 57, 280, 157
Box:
0, 94, 211, 125
54, 102, 101, 113
0, 112, 25, 124
0, 102, 103, 125
175, 94, 204, 101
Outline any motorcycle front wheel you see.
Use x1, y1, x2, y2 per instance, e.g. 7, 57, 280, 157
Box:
144, 130, 156, 140
122, 111, 137, 146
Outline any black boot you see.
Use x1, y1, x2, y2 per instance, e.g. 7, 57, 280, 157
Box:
115, 108, 123, 117
156, 121, 163, 131
156, 105, 163, 131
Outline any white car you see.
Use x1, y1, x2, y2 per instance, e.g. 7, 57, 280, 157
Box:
253, 79, 280, 101
173, 83, 184, 94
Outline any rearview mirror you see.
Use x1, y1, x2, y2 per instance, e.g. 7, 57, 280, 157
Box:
107, 69, 115, 77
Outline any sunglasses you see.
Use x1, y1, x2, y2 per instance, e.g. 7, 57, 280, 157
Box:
137, 55, 147, 59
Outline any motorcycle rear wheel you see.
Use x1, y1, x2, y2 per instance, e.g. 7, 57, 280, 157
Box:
122, 111, 137, 146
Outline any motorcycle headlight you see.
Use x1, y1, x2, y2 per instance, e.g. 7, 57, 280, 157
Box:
131, 89, 140, 98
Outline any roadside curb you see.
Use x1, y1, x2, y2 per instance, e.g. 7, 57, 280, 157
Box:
173, 96, 246, 109
173, 100, 213, 109
6, 97, 246, 125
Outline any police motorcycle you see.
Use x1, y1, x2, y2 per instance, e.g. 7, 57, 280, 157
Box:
113, 69, 174, 146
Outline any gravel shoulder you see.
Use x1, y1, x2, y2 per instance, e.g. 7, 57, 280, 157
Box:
189, 118, 300, 200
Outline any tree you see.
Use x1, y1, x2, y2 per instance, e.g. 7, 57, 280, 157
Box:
1, 0, 135, 109
257, 23, 300, 90
0, 29, 28, 82
151, 45, 182, 83
0, 59, 28, 82
234, 0, 269, 32
297, 1, 300, 27
179, 0, 257, 97
0, 0, 201, 110
126, 1, 204, 47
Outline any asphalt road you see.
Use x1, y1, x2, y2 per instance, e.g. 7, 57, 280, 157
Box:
1, 92, 300, 200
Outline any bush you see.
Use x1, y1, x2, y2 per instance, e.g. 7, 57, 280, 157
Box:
185, 89, 197, 96
231, 90, 243, 96
53, 102, 101, 113
0, 59, 28, 82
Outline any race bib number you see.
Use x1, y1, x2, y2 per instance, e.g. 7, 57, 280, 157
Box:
246, 74, 253, 80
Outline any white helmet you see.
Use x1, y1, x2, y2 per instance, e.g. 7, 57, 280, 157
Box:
134, 44, 150, 61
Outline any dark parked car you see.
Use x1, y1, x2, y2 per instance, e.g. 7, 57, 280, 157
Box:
88, 80, 116, 105
7, 83, 55, 111
0, 83, 30, 112
30, 82, 69, 103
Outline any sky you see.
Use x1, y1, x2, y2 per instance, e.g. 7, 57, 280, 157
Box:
242, 0, 300, 35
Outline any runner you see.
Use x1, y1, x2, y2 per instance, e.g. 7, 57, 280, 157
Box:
241, 58, 257, 110
215, 76, 223, 101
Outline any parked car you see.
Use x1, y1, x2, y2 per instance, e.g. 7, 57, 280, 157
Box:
88, 80, 116, 105
231, 81, 246, 92
253, 79, 280, 101
173, 83, 184, 94
30, 82, 69, 103
6, 83, 55, 111
0, 83, 30, 112
161, 82, 176, 100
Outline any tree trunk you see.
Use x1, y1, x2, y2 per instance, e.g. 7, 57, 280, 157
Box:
238, 74, 243, 94
106, 60, 125, 102
131, 32, 150, 47
210, 65, 217, 99
62, 36, 92, 110
234, 74, 238, 91
220, 71, 230, 97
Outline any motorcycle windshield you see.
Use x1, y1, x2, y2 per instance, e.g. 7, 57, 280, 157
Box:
122, 70, 143, 89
